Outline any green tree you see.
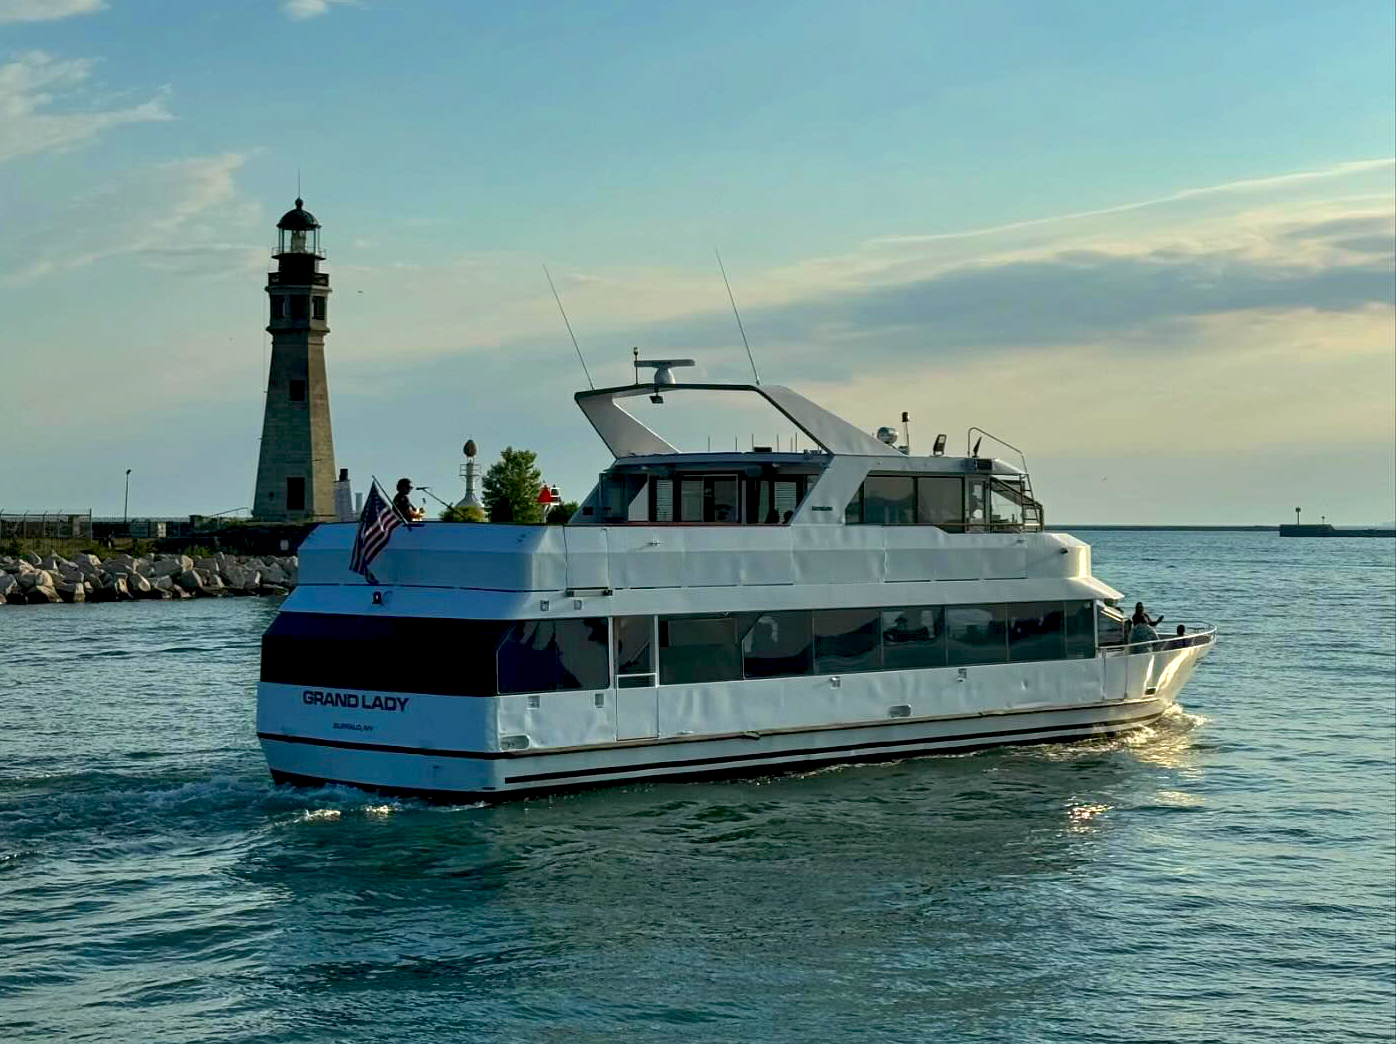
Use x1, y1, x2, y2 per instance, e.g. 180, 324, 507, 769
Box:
546, 501, 579, 525
439, 504, 486, 523
482, 446, 544, 524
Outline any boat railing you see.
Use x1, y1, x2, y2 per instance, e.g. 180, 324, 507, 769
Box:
1100, 625, 1217, 656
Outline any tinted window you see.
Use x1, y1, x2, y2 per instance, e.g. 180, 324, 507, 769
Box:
741, 611, 813, 678
964, 477, 989, 532
312, 295, 326, 320
556, 618, 609, 690
1064, 601, 1096, 659
881, 607, 946, 670
917, 476, 963, 530
863, 476, 915, 525
945, 604, 1007, 665
289, 295, 308, 319
498, 618, 609, 694
497, 620, 557, 694
660, 615, 740, 684
813, 608, 882, 673
615, 615, 653, 675
1008, 601, 1065, 662
990, 479, 1024, 531
261, 612, 506, 696
710, 477, 739, 523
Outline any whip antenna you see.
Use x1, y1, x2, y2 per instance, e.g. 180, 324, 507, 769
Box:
543, 264, 594, 390
716, 249, 759, 384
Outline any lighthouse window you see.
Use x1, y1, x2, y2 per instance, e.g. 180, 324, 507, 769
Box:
312, 295, 326, 320
270, 296, 285, 320
289, 295, 308, 320
285, 477, 305, 512
288, 379, 306, 402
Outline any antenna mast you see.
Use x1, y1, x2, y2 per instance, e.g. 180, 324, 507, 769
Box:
716, 249, 759, 384
543, 264, 594, 390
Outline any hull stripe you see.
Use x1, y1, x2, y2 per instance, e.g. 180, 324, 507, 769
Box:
267, 717, 1160, 801
258, 707, 1163, 768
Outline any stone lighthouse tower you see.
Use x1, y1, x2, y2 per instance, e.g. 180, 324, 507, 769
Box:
252, 198, 337, 521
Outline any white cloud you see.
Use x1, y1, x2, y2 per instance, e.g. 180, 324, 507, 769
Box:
0, 51, 170, 166
281, 0, 358, 20
0, 152, 264, 282
0, 0, 105, 24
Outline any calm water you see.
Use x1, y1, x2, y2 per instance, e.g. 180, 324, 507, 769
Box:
1, 532, 1392, 1043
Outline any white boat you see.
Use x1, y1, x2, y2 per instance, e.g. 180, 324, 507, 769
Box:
256, 363, 1215, 800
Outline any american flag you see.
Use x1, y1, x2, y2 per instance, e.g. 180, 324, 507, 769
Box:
349, 479, 405, 579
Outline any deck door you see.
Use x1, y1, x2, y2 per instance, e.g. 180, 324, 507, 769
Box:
615, 615, 659, 740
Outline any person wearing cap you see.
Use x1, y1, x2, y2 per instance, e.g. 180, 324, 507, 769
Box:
393, 478, 424, 522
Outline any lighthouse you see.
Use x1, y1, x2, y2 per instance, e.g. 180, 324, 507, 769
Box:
252, 198, 337, 522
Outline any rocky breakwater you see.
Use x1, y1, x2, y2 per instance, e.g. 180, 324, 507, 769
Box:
0, 550, 298, 606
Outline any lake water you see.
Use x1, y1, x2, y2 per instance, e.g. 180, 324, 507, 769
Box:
1, 532, 1392, 1043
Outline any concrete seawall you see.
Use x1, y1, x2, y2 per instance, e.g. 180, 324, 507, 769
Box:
1, 549, 299, 605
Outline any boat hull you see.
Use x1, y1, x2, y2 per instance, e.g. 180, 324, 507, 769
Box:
257, 641, 1209, 802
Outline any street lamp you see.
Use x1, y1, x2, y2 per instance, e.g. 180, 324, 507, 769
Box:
124, 469, 132, 532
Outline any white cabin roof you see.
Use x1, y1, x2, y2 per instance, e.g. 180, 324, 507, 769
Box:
576, 382, 906, 460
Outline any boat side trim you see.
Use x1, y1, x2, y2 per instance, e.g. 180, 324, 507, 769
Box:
267, 713, 1161, 801
257, 705, 1162, 765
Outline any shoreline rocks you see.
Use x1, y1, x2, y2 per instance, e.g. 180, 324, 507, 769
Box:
1, 550, 298, 606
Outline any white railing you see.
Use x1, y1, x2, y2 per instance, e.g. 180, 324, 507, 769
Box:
1101, 625, 1217, 656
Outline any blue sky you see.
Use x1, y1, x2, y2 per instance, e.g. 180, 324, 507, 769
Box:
1, 0, 1392, 524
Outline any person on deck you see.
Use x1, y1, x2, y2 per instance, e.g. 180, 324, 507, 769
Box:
1131, 602, 1163, 628
392, 478, 424, 522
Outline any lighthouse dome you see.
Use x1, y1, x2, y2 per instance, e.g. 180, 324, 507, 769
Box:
277, 198, 320, 231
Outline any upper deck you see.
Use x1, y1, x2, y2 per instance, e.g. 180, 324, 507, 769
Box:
572, 381, 1042, 532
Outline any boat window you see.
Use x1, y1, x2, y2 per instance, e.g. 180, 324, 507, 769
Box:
741, 611, 814, 678
659, 615, 741, 684
989, 478, 1025, 532
603, 473, 648, 522
945, 604, 1007, 665
863, 475, 916, 525
964, 477, 990, 533
881, 607, 946, 670
1007, 601, 1066, 662
917, 477, 964, 531
497, 618, 610, 694
1064, 601, 1097, 659
710, 477, 739, 523
556, 618, 610, 690
653, 479, 674, 522
1096, 604, 1128, 647
615, 614, 655, 687
813, 608, 882, 673
260, 613, 506, 696
680, 479, 704, 522
748, 477, 805, 524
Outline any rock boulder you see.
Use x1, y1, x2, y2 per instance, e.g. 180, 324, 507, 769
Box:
26, 584, 61, 604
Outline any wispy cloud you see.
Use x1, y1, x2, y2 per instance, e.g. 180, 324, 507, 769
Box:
0, 152, 264, 283
0, 51, 171, 166
281, 0, 358, 20
0, 0, 105, 24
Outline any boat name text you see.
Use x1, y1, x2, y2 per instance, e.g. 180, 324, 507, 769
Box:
302, 690, 410, 711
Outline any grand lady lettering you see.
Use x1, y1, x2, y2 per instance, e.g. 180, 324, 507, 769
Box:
302, 690, 410, 711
